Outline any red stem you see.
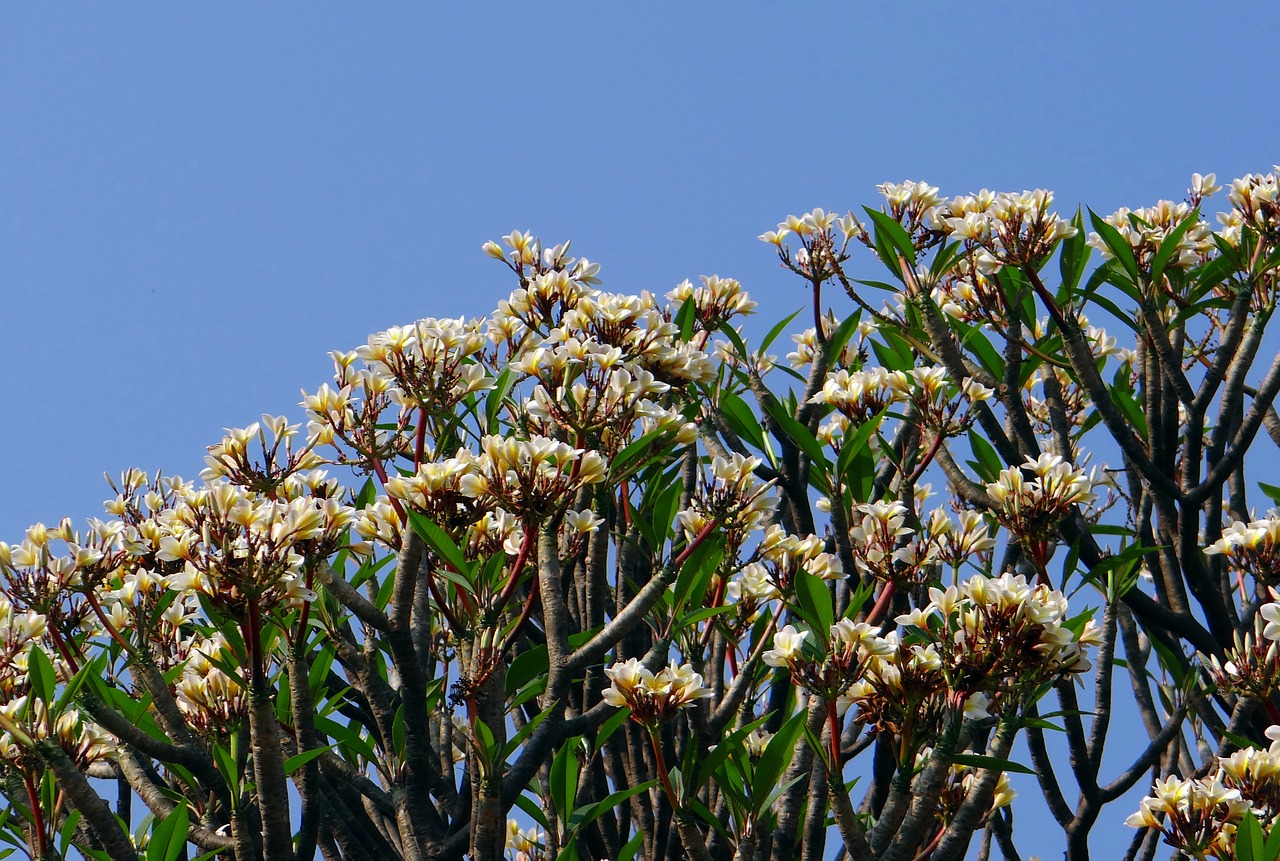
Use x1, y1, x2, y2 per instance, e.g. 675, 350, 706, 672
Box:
866, 580, 897, 626
24, 772, 46, 860
498, 575, 542, 658
413, 407, 428, 470
674, 520, 720, 569
494, 530, 536, 613
85, 592, 133, 655
828, 698, 844, 784
649, 728, 680, 811
47, 625, 80, 675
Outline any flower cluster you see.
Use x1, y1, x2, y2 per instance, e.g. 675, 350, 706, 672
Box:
356, 316, 492, 415
1203, 593, 1280, 699
1128, 727, 1280, 857
156, 480, 356, 616
810, 368, 909, 424
678, 454, 775, 551
896, 574, 1098, 713
602, 659, 711, 729
930, 189, 1077, 267
0, 699, 114, 769
667, 275, 757, 333
1219, 168, 1280, 245
985, 454, 1097, 544
759, 208, 861, 283
201, 415, 325, 492
763, 620, 894, 700
1205, 513, 1280, 584
845, 502, 992, 586
458, 435, 607, 520
787, 314, 875, 369
175, 634, 247, 736
505, 819, 547, 861
302, 350, 414, 467
1088, 197, 1216, 274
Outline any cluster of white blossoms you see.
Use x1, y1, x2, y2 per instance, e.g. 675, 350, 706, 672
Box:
0, 698, 115, 769
1126, 726, 1280, 859
0, 598, 48, 698
896, 574, 1099, 711
175, 634, 247, 736
928, 188, 1078, 267
759, 207, 862, 250
678, 454, 775, 550
1088, 197, 1216, 273
458, 435, 608, 520
764, 620, 895, 700
201, 415, 326, 490
1205, 512, 1280, 584
1202, 589, 1280, 700
504, 819, 547, 861
1218, 167, 1280, 245
357, 316, 493, 415
602, 659, 711, 729
518, 336, 696, 455
810, 367, 909, 424
787, 314, 876, 369
155, 479, 356, 616
985, 454, 1098, 543
843, 502, 993, 586
667, 275, 758, 332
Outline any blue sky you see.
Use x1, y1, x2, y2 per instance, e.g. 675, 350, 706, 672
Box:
3, 3, 1279, 858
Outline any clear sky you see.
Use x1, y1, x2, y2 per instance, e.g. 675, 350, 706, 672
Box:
3, 3, 1279, 858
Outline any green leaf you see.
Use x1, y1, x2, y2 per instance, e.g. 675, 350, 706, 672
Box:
1260, 482, 1280, 506
1088, 209, 1140, 285
485, 367, 514, 434
1149, 207, 1201, 287
566, 780, 657, 832
1235, 808, 1265, 861
506, 702, 556, 757
550, 736, 583, 818
683, 794, 733, 843
617, 832, 644, 861
506, 646, 548, 696
966, 429, 1003, 483
56, 653, 104, 715
671, 535, 725, 617
283, 746, 334, 776
407, 511, 474, 582
825, 312, 863, 363
651, 476, 686, 547
611, 426, 670, 479
312, 715, 379, 764
26, 646, 56, 706
863, 208, 917, 271
675, 296, 697, 341
693, 714, 770, 787
761, 397, 830, 471
146, 805, 189, 861
718, 392, 767, 453
793, 569, 834, 636
677, 604, 736, 631
514, 793, 550, 830
836, 410, 886, 484
751, 710, 805, 809
593, 708, 630, 755
1058, 209, 1090, 293
759, 309, 803, 355
949, 754, 1036, 776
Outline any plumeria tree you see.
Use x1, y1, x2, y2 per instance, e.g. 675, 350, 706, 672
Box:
3, 168, 1280, 861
